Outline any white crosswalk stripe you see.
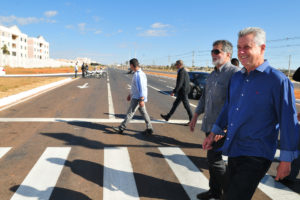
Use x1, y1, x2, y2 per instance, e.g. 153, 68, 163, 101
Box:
0, 147, 12, 159
159, 147, 209, 200
10, 147, 71, 200
1, 146, 299, 199
103, 147, 139, 200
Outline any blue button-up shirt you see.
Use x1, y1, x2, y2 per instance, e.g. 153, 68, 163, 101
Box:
131, 69, 148, 102
212, 60, 299, 162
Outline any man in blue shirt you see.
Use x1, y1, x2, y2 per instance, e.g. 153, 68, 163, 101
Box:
203, 27, 299, 200
113, 58, 153, 135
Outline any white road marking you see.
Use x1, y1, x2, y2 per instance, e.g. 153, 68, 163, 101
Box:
166, 86, 174, 89
148, 85, 197, 107
159, 147, 209, 200
127, 84, 131, 90
10, 147, 71, 200
0, 118, 202, 124
107, 75, 116, 119
103, 147, 139, 200
77, 83, 89, 89
0, 147, 12, 159
258, 174, 300, 200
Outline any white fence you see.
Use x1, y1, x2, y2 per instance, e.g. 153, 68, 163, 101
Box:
0, 55, 75, 68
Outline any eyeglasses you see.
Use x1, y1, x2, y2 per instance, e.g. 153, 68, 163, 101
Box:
211, 49, 222, 55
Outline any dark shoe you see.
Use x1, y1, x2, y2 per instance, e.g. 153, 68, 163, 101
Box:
144, 128, 153, 135
160, 114, 169, 121
197, 190, 221, 200
112, 126, 124, 134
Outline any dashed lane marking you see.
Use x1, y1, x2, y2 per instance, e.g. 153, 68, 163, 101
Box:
107, 74, 116, 119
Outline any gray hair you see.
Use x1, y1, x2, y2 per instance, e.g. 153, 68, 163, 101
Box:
213, 40, 233, 57
238, 27, 266, 46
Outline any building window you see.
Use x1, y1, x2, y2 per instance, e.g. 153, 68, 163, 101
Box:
12, 52, 16, 56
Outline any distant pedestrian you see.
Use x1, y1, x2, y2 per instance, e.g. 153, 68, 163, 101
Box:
74, 62, 78, 78
231, 58, 240, 67
190, 40, 239, 200
81, 63, 85, 78
161, 60, 193, 125
112, 58, 153, 135
203, 27, 299, 200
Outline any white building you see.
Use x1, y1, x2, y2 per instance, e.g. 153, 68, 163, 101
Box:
0, 25, 92, 68
28, 36, 49, 60
0, 25, 29, 67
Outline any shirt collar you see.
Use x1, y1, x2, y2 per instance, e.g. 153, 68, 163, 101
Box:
241, 60, 269, 74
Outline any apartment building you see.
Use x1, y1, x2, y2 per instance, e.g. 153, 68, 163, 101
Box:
0, 25, 52, 67
0, 25, 29, 66
28, 36, 49, 60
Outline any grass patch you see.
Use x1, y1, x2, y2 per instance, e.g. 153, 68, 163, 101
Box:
0, 77, 66, 98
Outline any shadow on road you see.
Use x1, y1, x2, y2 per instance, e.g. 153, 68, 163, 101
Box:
45, 158, 199, 199
10, 185, 92, 200
146, 152, 208, 171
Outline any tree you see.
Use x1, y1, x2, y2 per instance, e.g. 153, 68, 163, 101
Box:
1, 44, 10, 67
1, 44, 10, 55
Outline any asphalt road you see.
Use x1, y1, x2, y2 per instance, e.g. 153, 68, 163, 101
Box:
0, 67, 299, 200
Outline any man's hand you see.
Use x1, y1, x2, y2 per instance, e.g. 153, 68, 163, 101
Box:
139, 100, 145, 107
275, 161, 291, 181
189, 114, 199, 132
214, 135, 224, 142
297, 112, 300, 121
170, 92, 175, 96
127, 94, 131, 101
202, 132, 215, 150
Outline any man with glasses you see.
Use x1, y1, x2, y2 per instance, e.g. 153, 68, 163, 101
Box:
190, 40, 239, 200
203, 27, 299, 200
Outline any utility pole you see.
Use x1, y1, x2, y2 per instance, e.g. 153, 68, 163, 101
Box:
192, 51, 195, 67
168, 55, 170, 68
288, 55, 291, 78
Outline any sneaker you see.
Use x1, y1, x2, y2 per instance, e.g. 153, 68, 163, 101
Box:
160, 114, 169, 121
112, 126, 124, 134
197, 190, 221, 200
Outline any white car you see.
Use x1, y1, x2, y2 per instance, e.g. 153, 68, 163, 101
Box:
0, 67, 6, 76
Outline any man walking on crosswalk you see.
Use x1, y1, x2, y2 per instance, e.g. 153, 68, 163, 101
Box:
113, 58, 153, 135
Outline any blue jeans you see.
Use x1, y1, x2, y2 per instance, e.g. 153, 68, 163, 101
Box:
224, 156, 271, 200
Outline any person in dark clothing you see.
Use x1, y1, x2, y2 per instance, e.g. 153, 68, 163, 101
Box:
231, 58, 240, 67
283, 67, 300, 183
292, 66, 300, 82
81, 63, 85, 78
161, 60, 193, 125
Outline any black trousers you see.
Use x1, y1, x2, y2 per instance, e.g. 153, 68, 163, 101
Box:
168, 92, 193, 120
225, 156, 272, 200
205, 132, 227, 196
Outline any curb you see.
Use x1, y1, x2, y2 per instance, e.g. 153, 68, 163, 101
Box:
0, 78, 76, 110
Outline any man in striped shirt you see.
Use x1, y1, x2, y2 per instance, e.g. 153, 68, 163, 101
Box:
113, 58, 153, 135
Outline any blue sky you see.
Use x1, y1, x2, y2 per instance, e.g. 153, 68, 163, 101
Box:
1, 0, 300, 69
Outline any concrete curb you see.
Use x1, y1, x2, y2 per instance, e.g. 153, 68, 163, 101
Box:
0, 78, 76, 108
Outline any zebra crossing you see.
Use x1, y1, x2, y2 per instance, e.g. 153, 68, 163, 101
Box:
0, 147, 299, 200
